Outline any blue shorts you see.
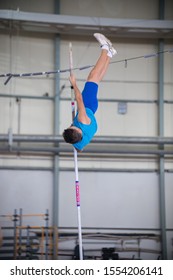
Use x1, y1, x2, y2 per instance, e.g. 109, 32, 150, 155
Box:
82, 81, 98, 114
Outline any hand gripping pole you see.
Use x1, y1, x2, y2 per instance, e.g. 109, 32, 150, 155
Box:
69, 42, 83, 260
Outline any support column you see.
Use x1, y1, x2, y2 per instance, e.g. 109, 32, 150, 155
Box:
158, 0, 167, 260
52, 0, 60, 260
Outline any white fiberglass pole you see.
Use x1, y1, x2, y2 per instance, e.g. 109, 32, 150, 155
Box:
69, 42, 83, 260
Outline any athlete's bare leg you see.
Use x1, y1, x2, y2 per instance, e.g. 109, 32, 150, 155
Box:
87, 50, 110, 83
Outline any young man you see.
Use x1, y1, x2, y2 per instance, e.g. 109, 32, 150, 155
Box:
63, 33, 117, 151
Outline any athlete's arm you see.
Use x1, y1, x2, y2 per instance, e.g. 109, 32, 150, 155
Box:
69, 74, 90, 124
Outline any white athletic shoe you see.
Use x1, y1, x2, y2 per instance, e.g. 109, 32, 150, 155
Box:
94, 33, 117, 57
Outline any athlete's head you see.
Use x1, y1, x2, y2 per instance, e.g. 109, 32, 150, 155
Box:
63, 126, 82, 144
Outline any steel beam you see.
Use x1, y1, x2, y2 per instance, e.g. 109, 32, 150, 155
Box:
0, 93, 54, 101
1, 94, 173, 104
1, 165, 173, 174
0, 145, 173, 156
0, 134, 173, 145
0, 10, 173, 38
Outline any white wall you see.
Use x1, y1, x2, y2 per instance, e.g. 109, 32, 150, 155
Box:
0, 0, 54, 13
59, 172, 160, 228
60, 0, 158, 19
0, 170, 53, 227
1, 170, 172, 231
0, 33, 55, 135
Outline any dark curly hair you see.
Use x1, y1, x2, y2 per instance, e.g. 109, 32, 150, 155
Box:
63, 128, 82, 144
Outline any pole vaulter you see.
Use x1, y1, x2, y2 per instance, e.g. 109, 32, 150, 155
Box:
66, 34, 117, 260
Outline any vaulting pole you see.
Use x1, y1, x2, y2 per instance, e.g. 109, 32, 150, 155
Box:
69, 42, 83, 260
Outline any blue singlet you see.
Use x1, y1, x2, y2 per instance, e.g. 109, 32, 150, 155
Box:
72, 108, 98, 151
